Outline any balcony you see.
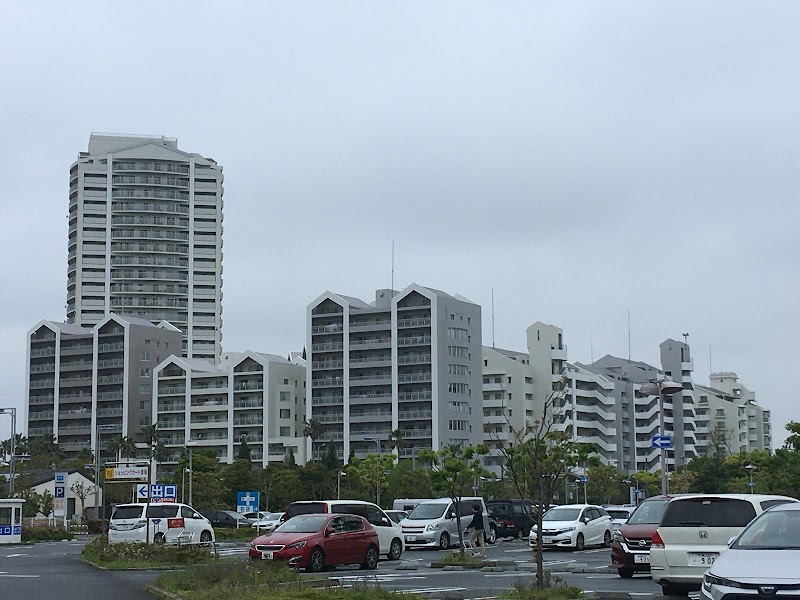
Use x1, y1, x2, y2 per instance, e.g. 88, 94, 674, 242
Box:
350, 338, 391, 348
350, 410, 392, 422
312, 360, 344, 370
397, 336, 431, 347
398, 392, 432, 402
398, 373, 431, 383
397, 354, 431, 365
312, 324, 344, 334
159, 387, 187, 396
159, 402, 186, 413
311, 395, 343, 406
397, 318, 431, 328
349, 319, 391, 331
398, 409, 432, 420
311, 342, 344, 352
312, 378, 343, 388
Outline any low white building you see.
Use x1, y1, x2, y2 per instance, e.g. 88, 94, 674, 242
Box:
28, 469, 99, 522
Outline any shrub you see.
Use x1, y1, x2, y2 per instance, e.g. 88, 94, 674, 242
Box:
83, 536, 216, 567
156, 560, 298, 594
501, 575, 583, 600
21, 525, 75, 542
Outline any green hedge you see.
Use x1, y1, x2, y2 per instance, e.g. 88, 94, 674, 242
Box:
22, 525, 75, 542
83, 536, 217, 569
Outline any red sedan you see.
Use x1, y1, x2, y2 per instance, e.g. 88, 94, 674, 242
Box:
249, 513, 380, 572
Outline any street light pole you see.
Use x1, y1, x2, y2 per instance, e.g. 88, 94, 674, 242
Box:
94, 423, 116, 519
186, 440, 199, 506
337, 471, 346, 500
745, 464, 757, 494
0, 408, 16, 495
640, 379, 683, 496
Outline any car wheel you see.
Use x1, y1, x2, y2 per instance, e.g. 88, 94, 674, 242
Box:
486, 526, 497, 545
388, 538, 403, 561
200, 530, 213, 546
661, 583, 689, 597
360, 546, 379, 570
439, 532, 451, 549
574, 533, 585, 551
306, 548, 325, 573
618, 567, 634, 579
153, 532, 166, 545
603, 530, 612, 548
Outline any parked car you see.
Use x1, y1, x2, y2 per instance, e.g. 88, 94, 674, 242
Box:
605, 505, 636, 531
610, 495, 673, 579
283, 500, 404, 560
701, 502, 800, 600
487, 499, 535, 539
393, 499, 429, 512
108, 502, 214, 545
385, 510, 408, 524
529, 504, 613, 551
252, 512, 285, 532
650, 493, 799, 596
249, 513, 380, 572
243, 511, 272, 521
202, 509, 254, 528
400, 497, 497, 549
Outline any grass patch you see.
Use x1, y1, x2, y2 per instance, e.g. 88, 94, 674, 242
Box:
500, 576, 583, 600
22, 525, 75, 542
213, 527, 259, 541
82, 536, 218, 569
441, 550, 485, 564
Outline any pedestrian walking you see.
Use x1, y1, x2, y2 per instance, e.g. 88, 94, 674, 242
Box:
465, 503, 486, 557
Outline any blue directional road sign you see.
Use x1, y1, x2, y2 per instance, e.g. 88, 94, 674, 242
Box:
579, 476, 589, 484
150, 484, 177, 502
651, 435, 673, 449
237, 491, 260, 514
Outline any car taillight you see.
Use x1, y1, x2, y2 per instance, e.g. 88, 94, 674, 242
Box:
502, 520, 514, 527
168, 517, 185, 529
651, 530, 664, 549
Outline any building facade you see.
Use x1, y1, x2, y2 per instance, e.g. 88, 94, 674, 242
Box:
152, 351, 307, 477
68, 134, 224, 361
26, 314, 182, 462
306, 284, 482, 462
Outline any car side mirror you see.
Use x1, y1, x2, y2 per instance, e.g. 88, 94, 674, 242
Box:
727, 536, 737, 547
325, 527, 335, 537
447, 512, 456, 519
582, 517, 590, 523
381, 517, 391, 526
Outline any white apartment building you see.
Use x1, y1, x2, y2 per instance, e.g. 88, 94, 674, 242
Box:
306, 284, 483, 462
481, 346, 537, 472
68, 134, 224, 361
26, 313, 182, 462
152, 351, 307, 477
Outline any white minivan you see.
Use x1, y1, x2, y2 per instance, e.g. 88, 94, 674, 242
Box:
282, 500, 405, 560
650, 493, 798, 596
400, 497, 495, 549
108, 502, 215, 545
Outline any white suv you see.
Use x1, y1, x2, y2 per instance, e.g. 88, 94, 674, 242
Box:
109, 502, 215, 545
650, 493, 798, 596
529, 504, 613, 550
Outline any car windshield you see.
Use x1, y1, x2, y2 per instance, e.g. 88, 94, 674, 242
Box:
543, 508, 581, 522
275, 515, 327, 533
407, 503, 448, 520
111, 506, 144, 520
626, 499, 669, 525
259, 513, 283, 521
735, 511, 800, 549
607, 509, 631, 520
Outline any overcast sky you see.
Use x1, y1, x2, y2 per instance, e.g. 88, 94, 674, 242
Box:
1, 2, 798, 447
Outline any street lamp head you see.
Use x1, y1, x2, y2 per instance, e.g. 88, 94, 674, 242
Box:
185, 440, 199, 448
641, 379, 683, 396
745, 463, 758, 471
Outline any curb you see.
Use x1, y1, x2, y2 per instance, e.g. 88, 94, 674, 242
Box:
80, 557, 197, 571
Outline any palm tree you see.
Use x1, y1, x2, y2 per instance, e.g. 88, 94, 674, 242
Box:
106, 435, 139, 463
303, 418, 323, 460
389, 428, 405, 460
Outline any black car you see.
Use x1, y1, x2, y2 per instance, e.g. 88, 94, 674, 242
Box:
487, 499, 535, 539
201, 509, 253, 528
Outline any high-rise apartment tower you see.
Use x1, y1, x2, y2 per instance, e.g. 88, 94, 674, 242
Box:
67, 134, 224, 361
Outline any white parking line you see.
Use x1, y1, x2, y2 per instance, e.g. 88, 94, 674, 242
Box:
0, 572, 40, 578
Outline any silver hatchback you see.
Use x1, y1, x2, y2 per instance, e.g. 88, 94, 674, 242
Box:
701, 502, 800, 600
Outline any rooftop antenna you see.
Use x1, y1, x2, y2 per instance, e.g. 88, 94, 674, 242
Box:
627, 309, 631, 361
682, 332, 689, 345
491, 288, 496, 348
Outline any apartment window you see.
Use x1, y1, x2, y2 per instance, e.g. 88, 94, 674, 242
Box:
484, 360, 488, 367
156, 340, 161, 347
280, 427, 291, 436
140, 384, 151, 394
140, 351, 150, 361
140, 416, 151, 426
525, 377, 532, 384
447, 327, 468, 340
279, 391, 291, 402
507, 377, 511, 384
449, 401, 470, 413
449, 364, 469, 376
525, 393, 533, 400
283, 378, 289, 385
448, 346, 468, 358
449, 420, 468, 431
448, 382, 469, 395
279, 409, 291, 419
140, 368, 150, 378
145, 339, 151, 346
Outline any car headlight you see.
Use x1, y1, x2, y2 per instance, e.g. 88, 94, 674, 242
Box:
426, 523, 440, 531
703, 573, 743, 589
612, 531, 623, 542
563, 526, 576, 532
286, 540, 307, 550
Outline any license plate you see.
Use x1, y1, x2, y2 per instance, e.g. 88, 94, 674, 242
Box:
261, 551, 274, 560
406, 536, 417, 542
689, 553, 717, 566
634, 554, 650, 564
543, 538, 553, 544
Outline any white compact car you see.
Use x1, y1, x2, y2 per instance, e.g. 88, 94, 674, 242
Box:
108, 502, 215, 545
650, 493, 798, 596
605, 505, 636, 531
400, 497, 494, 549
529, 504, 613, 550
251, 512, 284, 532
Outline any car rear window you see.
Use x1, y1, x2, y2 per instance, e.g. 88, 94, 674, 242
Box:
488, 503, 511, 517
607, 509, 630, 520
761, 499, 796, 511
112, 505, 144, 520
627, 499, 669, 524
147, 505, 179, 519
661, 498, 756, 528
286, 502, 326, 519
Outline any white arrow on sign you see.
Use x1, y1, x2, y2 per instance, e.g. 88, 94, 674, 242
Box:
136, 484, 149, 499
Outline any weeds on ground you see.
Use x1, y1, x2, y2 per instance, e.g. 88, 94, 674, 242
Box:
500, 574, 583, 600
82, 535, 216, 568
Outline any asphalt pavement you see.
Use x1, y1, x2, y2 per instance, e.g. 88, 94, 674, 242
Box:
0, 536, 665, 600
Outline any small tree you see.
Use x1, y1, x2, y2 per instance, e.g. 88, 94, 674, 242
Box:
237, 437, 252, 461
40, 490, 55, 522
70, 480, 95, 521
284, 446, 296, 468
21, 489, 41, 518
420, 444, 488, 558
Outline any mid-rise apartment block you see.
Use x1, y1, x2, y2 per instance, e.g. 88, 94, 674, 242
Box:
152, 351, 307, 477
68, 134, 224, 361
26, 314, 182, 462
307, 284, 482, 462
